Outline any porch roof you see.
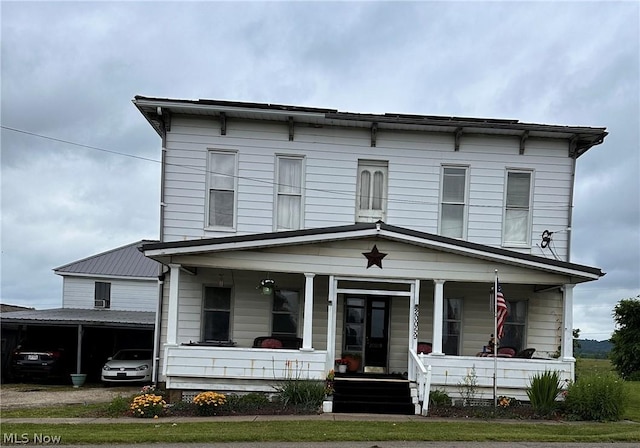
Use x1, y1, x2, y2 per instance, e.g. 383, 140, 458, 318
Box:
141, 223, 604, 282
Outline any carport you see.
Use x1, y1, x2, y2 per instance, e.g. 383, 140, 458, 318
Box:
1, 308, 154, 383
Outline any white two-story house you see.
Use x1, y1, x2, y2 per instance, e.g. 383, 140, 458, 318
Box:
134, 96, 606, 412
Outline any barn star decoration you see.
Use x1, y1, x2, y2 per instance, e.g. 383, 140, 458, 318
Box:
362, 245, 387, 269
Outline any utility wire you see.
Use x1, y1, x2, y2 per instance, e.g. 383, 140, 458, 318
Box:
2, 124, 576, 212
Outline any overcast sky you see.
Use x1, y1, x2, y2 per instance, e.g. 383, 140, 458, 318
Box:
1, 1, 638, 341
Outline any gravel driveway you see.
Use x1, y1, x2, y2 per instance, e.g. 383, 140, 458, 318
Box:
0, 384, 140, 409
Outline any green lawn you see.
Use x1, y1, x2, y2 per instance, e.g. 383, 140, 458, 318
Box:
2, 359, 639, 444
0, 421, 639, 444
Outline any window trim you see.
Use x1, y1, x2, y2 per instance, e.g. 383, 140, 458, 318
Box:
274, 154, 305, 231
202, 285, 233, 342
438, 165, 469, 239
502, 168, 534, 247
205, 149, 238, 232
356, 159, 388, 223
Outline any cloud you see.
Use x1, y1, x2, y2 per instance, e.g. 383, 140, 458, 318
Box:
1, 1, 638, 340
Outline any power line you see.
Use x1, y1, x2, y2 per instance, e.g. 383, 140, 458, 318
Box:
2, 124, 577, 212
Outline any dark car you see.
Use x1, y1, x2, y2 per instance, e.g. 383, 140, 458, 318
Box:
10, 344, 69, 382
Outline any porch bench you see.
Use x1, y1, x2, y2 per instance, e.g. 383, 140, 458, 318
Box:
252, 336, 303, 349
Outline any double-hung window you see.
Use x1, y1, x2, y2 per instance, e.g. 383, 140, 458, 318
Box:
439, 166, 468, 238
356, 160, 388, 223
275, 156, 304, 231
94, 282, 111, 308
203, 287, 231, 341
501, 300, 527, 351
442, 298, 462, 355
272, 289, 299, 336
207, 150, 237, 229
503, 170, 533, 246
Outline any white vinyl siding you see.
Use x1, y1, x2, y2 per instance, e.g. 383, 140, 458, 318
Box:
356, 160, 388, 223
439, 166, 468, 238
503, 170, 533, 246
206, 150, 237, 230
275, 156, 304, 231
61, 276, 157, 312
161, 118, 573, 260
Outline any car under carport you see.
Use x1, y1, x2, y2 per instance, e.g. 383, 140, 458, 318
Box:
1, 308, 154, 384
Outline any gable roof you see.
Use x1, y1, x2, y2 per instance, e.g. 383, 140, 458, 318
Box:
133, 96, 607, 158
54, 240, 160, 279
141, 223, 604, 282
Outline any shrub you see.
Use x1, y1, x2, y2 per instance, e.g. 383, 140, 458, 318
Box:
457, 367, 478, 406
105, 395, 132, 417
130, 393, 166, 418
429, 389, 452, 406
223, 392, 271, 414
564, 373, 628, 421
193, 391, 227, 416
527, 370, 563, 416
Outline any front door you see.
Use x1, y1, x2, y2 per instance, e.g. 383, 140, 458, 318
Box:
344, 296, 390, 372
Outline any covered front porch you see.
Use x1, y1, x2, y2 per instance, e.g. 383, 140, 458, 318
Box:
142, 223, 601, 406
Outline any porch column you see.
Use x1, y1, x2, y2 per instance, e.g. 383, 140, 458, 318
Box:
326, 275, 337, 368
301, 273, 316, 351
431, 279, 445, 355
561, 284, 575, 361
166, 264, 181, 345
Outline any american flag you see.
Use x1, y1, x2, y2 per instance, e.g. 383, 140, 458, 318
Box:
496, 282, 509, 339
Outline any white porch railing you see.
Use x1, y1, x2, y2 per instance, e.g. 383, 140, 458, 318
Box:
419, 355, 574, 401
408, 349, 432, 416
163, 345, 328, 391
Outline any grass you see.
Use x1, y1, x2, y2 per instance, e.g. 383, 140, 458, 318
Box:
2, 359, 640, 444
0, 421, 639, 444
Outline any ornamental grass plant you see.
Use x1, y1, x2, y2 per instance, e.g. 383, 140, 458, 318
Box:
526, 370, 563, 417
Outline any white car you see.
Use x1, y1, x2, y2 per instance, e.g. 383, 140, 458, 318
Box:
101, 349, 152, 384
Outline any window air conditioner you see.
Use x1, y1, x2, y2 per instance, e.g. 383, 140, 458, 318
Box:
94, 299, 107, 308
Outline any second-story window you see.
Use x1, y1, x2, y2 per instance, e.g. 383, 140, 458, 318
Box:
440, 166, 468, 238
356, 160, 388, 223
275, 156, 304, 231
207, 150, 237, 229
94, 281, 111, 308
503, 170, 533, 246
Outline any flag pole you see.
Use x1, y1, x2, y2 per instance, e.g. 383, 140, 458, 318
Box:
493, 269, 498, 409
